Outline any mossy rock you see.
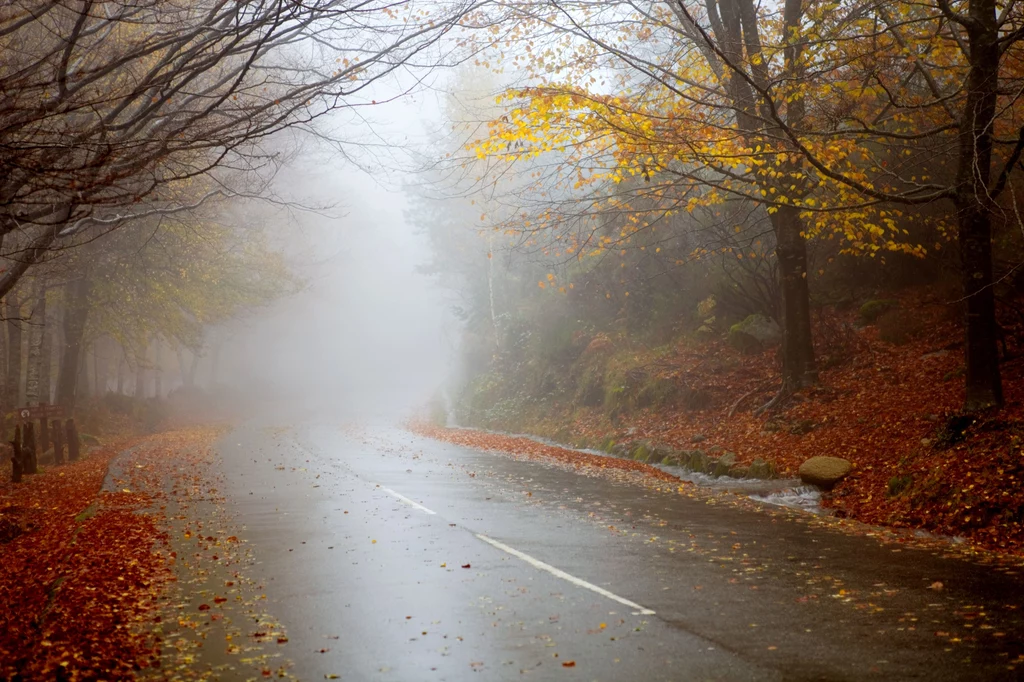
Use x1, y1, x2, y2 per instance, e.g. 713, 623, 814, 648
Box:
727, 329, 764, 355
688, 449, 709, 473
712, 452, 737, 477
858, 299, 898, 324
631, 442, 651, 462
747, 458, 776, 479
727, 465, 749, 479
728, 314, 781, 355
81, 433, 101, 447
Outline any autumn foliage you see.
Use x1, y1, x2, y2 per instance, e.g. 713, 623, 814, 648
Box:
434, 290, 1024, 556
0, 439, 169, 678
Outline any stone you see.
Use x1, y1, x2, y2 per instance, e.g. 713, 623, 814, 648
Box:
688, 450, 708, 473
629, 441, 649, 458
858, 299, 898, 324
651, 444, 675, 462
798, 456, 853, 489
690, 433, 707, 443
728, 314, 782, 354
713, 452, 737, 477
747, 458, 771, 479
789, 419, 816, 436
708, 445, 724, 454
728, 465, 749, 479
661, 454, 681, 466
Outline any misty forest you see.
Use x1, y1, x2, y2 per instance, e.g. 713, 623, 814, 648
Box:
5, 0, 1024, 679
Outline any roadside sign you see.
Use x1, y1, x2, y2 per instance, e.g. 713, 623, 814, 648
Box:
10, 405, 64, 421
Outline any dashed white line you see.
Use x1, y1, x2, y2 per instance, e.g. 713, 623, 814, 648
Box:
379, 486, 436, 515
475, 533, 656, 615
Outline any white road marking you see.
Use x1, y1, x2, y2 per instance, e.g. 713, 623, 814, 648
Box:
379, 486, 436, 515
475, 533, 656, 615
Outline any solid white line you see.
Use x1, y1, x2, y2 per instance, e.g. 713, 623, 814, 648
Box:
475, 533, 656, 615
379, 486, 436, 515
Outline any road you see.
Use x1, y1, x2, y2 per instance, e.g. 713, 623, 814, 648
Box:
215, 421, 1024, 681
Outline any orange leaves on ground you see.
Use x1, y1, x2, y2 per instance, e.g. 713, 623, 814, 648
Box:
411, 423, 681, 486
420, 291, 1024, 557
0, 439, 170, 679
0, 427, 229, 679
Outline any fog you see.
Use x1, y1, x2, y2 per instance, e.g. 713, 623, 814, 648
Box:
215, 85, 458, 421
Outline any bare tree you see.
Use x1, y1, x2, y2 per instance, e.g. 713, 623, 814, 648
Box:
0, 0, 479, 296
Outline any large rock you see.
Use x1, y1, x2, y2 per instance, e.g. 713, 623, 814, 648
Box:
799, 456, 852, 489
687, 449, 708, 473
747, 458, 776, 479
712, 452, 737, 477
631, 441, 652, 462
858, 299, 897, 325
728, 314, 782, 354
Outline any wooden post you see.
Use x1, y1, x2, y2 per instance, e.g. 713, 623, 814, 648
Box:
66, 419, 80, 462
23, 422, 36, 474
10, 434, 22, 484
51, 419, 64, 465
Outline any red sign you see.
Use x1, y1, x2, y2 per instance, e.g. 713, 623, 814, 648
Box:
11, 405, 64, 421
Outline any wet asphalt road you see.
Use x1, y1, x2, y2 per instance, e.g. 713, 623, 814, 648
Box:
217, 422, 1024, 681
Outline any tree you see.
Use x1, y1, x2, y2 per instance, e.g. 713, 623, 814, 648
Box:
466, 0, 1024, 410
0, 0, 478, 299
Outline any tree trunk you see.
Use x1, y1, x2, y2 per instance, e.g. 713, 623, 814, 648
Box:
957, 0, 1003, 411
66, 418, 80, 462
134, 340, 147, 398
77, 342, 92, 400
56, 277, 91, 412
189, 344, 202, 388
210, 343, 221, 387
0, 295, 7, 414
11, 425, 22, 482
774, 205, 817, 388
6, 293, 22, 408
51, 419, 64, 465
40, 311, 52, 405
25, 279, 45, 405
116, 353, 125, 395
154, 339, 163, 398
94, 340, 107, 395
23, 421, 36, 475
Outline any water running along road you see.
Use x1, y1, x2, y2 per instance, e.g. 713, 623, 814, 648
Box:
216, 421, 1024, 681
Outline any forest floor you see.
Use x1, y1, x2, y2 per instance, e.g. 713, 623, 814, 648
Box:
0, 425, 289, 681
429, 291, 1024, 557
